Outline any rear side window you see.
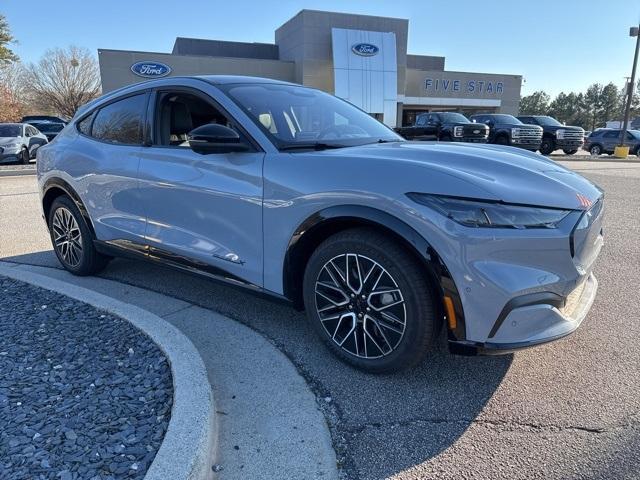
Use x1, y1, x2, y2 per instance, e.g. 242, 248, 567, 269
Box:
90, 94, 147, 144
602, 131, 619, 139
77, 113, 94, 135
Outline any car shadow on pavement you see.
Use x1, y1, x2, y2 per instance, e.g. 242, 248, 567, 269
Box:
2, 252, 514, 479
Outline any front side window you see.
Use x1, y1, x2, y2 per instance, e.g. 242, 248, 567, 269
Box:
439, 113, 469, 124
221, 83, 402, 149
532, 116, 562, 126
487, 114, 522, 124
91, 94, 147, 144
603, 130, 619, 139
153, 91, 247, 150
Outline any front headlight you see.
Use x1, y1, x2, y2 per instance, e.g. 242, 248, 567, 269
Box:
556, 129, 565, 139
453, 126, 464, 137
407, 193, 572, 229
511, 128, 520, 138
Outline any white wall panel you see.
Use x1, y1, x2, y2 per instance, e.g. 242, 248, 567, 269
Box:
332, 28, 398, 126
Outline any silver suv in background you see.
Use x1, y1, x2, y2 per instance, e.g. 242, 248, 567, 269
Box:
36, 76, 604, 373
583, 128, 640, 156
0, 123, 48, 164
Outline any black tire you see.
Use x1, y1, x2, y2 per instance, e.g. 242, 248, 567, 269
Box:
302, 228, 438, 373
440, 133, 452, 142
563, 149, 578, 155
20, 147, 30, 164
495, 134, 509, 146
589, 144, 602, 156
48, 195, 110, 276
539, 137, 555, 155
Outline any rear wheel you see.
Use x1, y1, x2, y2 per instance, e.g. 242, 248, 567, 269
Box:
563, 149, 578, 155
48, 196, 111, 276
589, 144, 602, 156
539, 137, 555, 155
303, 228, 438, 373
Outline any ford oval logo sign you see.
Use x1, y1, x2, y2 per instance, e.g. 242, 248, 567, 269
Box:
351, 43, 379, 57
131, 61, 172, 78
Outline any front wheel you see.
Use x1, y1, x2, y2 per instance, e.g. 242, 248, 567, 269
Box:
495, 135, 509, 146
20, 147, 30, 164
563, 149, 578, 155
539, 138, 555, 155
48, 196, 111, 276
589, 144, 602, 156
303, 228, 438, 373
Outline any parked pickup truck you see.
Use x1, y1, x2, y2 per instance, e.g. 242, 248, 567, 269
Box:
469, 114, 543, 151
517, 115, 584, 155
395, 112, 489, 143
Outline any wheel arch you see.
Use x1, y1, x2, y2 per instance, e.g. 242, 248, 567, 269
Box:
42, 178, 96, 238
282, 205, 467, 341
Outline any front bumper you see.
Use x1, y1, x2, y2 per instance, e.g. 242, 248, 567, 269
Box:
511, 138, 542, 150
449, 273, 598, 355
556, 139, 584, 149
452, 137, 488, 143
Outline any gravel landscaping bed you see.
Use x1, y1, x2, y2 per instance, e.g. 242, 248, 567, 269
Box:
0, 276, 173, 480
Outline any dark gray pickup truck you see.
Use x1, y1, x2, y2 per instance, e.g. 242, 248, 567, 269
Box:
395, 112, 489, 143
517, 115, 584, 155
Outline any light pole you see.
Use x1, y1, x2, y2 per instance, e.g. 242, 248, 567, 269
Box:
618, 24, 640, 154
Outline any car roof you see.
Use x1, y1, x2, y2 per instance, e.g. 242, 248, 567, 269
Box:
198, 75, 296, 86
73, 75, 299, 120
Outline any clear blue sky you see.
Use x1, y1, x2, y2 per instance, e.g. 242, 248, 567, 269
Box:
4, 0, 640, 97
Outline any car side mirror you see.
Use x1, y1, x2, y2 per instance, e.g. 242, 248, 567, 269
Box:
187, 124, 250, 154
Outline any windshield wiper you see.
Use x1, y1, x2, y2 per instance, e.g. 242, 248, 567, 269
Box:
375, 139, 404, 144
279, 143, 346, 151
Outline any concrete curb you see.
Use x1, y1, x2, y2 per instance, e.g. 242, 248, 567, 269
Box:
0, 261, 217, 480
0, 167, 36, 177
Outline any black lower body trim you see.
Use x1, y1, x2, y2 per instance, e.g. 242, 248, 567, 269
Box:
448, 327, 576, 356
94, 239, 292, 306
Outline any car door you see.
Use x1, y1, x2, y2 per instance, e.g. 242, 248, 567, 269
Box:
602, 130, 619, 152
137, 84, 264, 287
71, 91, 150, 244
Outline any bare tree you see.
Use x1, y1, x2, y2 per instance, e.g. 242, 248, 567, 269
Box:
25, 46, 101, 118
0, 62, 27, 121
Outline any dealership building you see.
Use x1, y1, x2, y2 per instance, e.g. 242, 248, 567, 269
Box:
98, 10, 522, 127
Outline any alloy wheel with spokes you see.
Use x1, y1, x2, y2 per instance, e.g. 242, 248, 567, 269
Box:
304, 228, 438, 373
315, 253, 407, 359
52, 207, 83, 267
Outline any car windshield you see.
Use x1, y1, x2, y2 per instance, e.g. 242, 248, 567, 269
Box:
629, 129, 640, 139
220, 83, 403, 149
487, 115, 522, 124
533, 116, 562, 127
0, 125, 20, 137
439, 113, 470, 123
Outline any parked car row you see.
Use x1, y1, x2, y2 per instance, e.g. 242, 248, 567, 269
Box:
0, 116, 68, 164
0, 123, 49, 164
395, 113, 586, 155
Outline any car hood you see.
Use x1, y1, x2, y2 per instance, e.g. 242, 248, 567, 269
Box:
0, 137, 20, 144
314, 142, 602, 210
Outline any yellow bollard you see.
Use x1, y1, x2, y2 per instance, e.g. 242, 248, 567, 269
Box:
614, 145, 630, 158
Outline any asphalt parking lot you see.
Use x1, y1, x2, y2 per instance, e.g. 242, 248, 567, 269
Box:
1, 160, 639, 479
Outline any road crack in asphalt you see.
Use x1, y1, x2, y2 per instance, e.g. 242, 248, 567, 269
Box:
342, 416, 640, 436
